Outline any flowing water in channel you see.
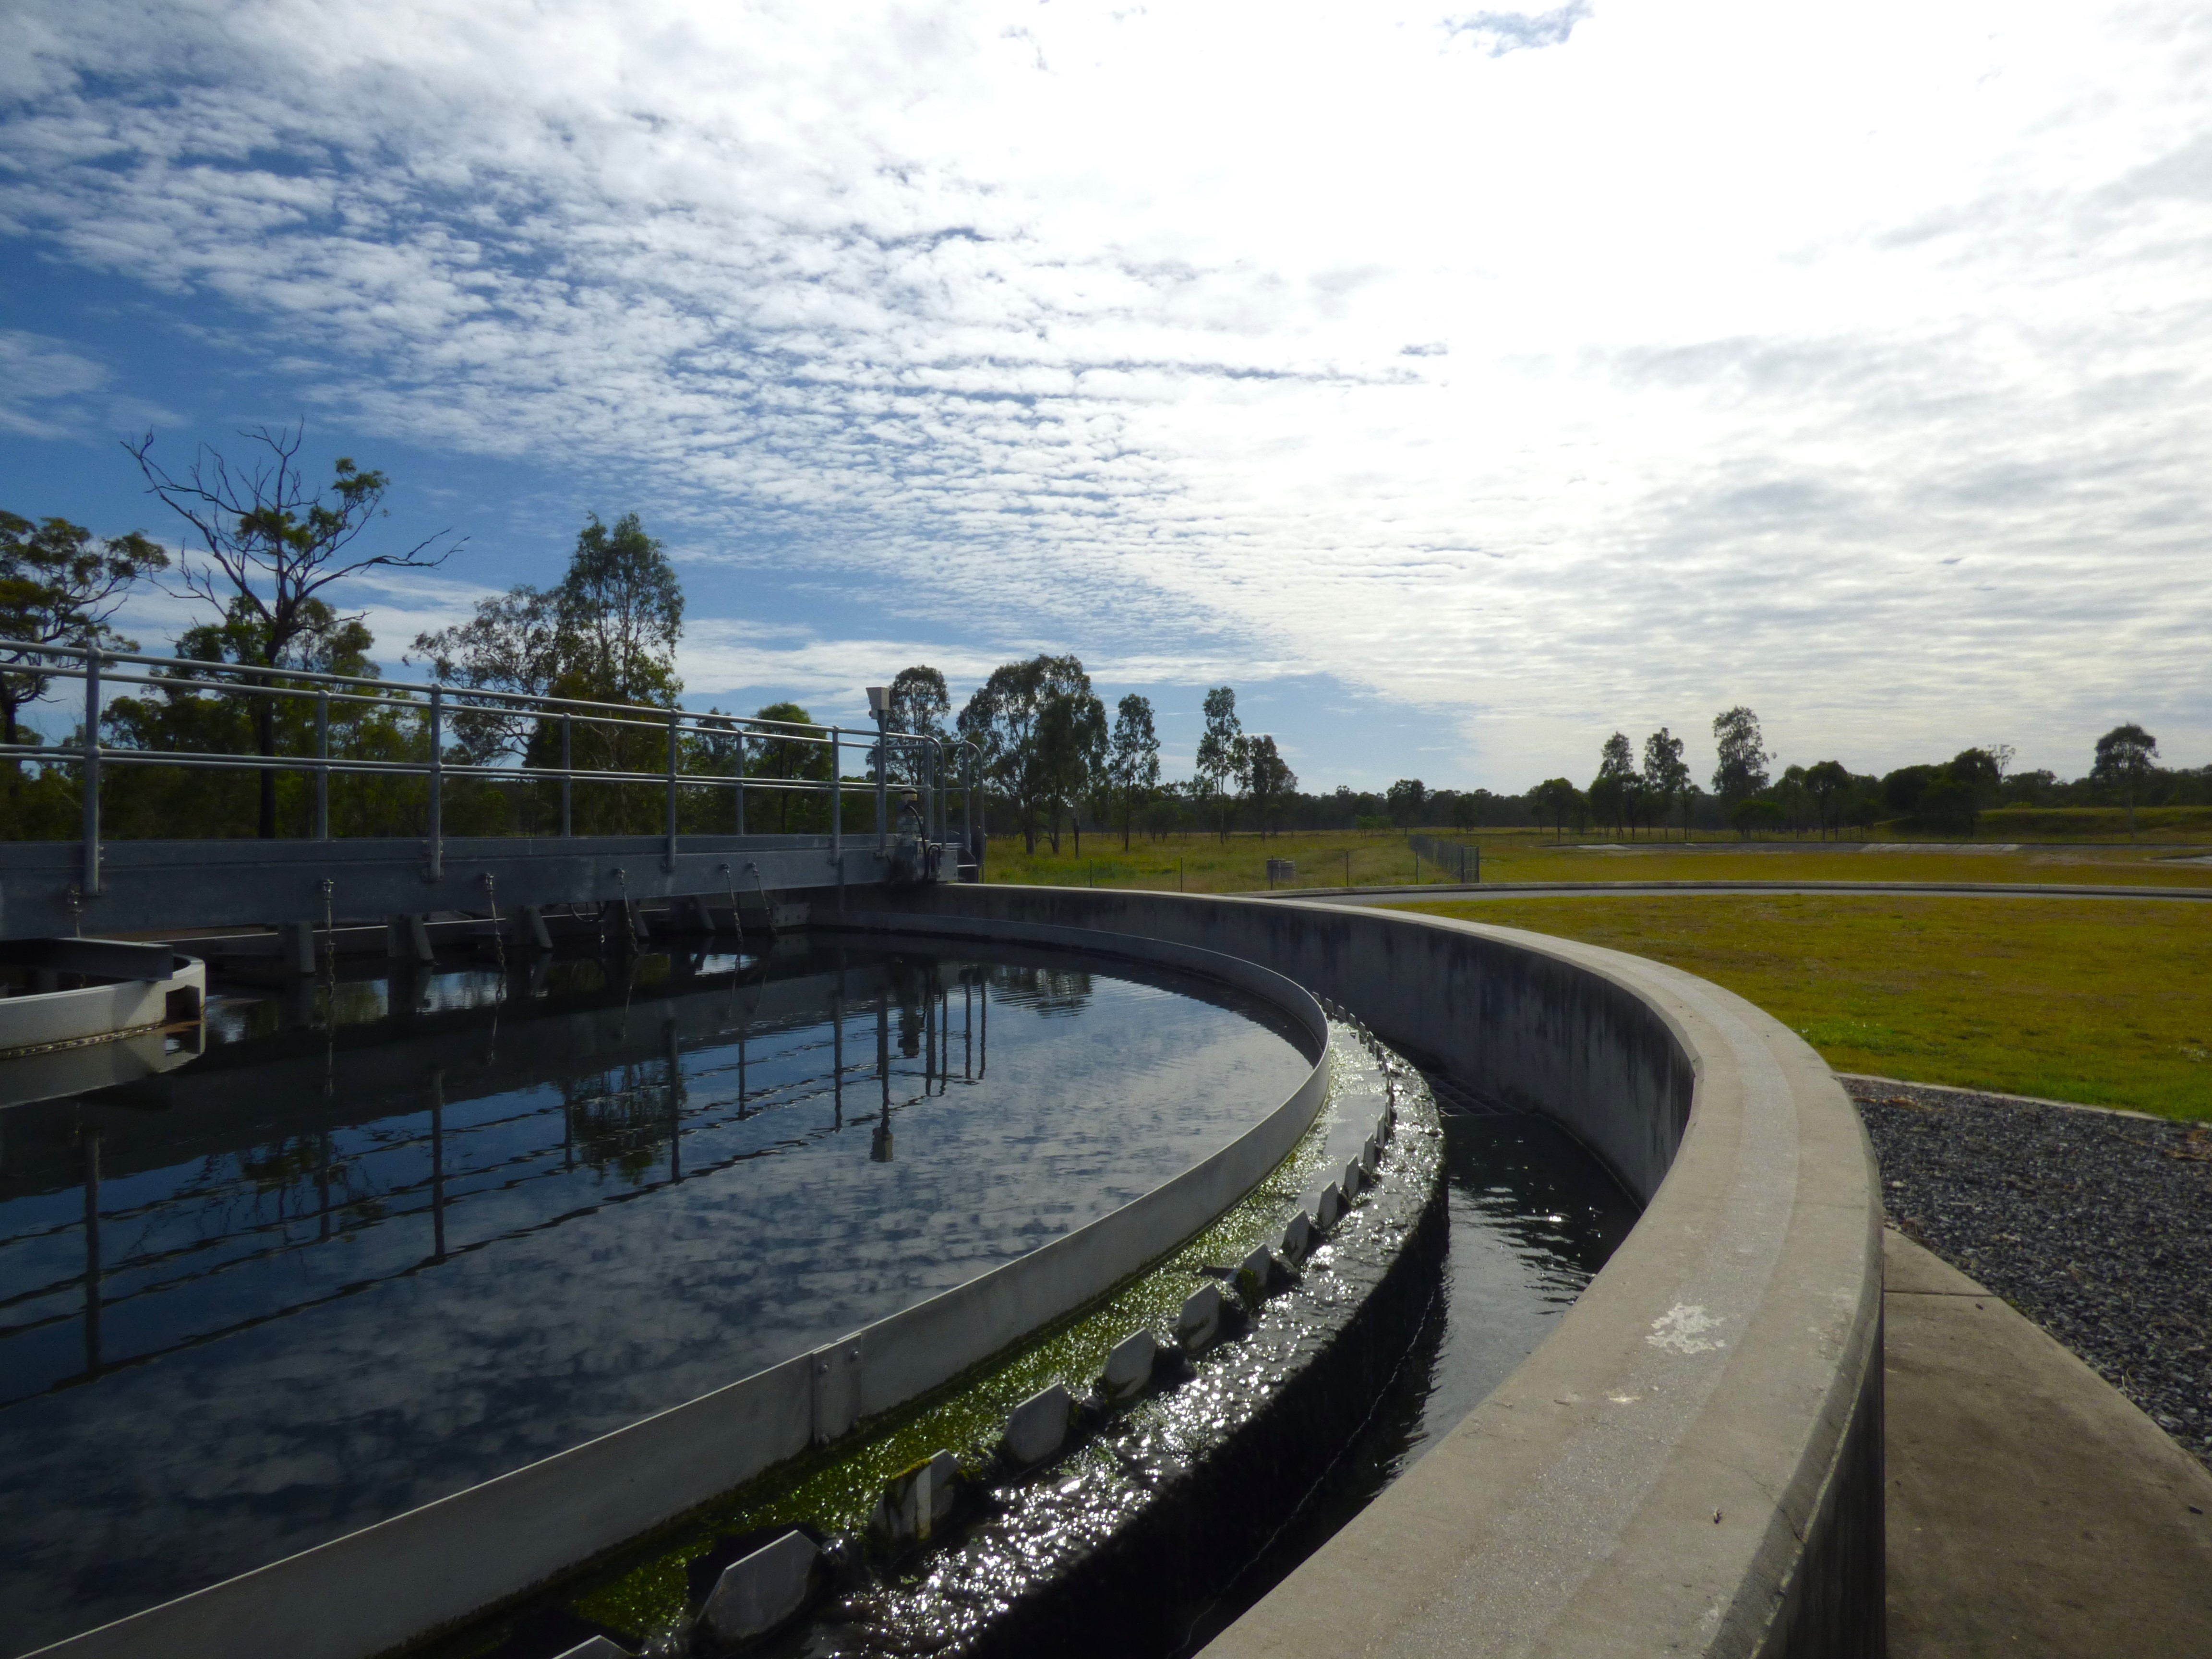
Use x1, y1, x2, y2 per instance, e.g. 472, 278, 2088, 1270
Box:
0, 940, 1314, 1655
1166, 1085, 1641, 1654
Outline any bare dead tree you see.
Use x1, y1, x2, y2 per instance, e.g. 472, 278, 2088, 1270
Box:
126, 423, 462, 837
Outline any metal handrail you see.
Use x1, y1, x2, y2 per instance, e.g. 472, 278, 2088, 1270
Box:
0, 639, 971, 895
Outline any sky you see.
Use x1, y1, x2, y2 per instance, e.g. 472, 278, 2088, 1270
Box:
2, 0, 2208, 790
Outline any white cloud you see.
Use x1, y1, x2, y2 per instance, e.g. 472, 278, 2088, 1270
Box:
1, 0, 2209, 783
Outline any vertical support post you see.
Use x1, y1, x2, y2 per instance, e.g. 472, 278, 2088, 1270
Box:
80, 649, 101, 898
427, 687, 444, 879
315, 689, 330, 841
664, 706, 680, 872
874, 710, 890, 854
560, 712, 573, 838
734, 730, 747, 836
830, 728, 841, 860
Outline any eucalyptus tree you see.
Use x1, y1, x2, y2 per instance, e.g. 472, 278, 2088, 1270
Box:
1037, 682, 1107, 854
130, 423, 460, 837
1108, 693, 1162, 850
0, 512, 167, 762
1530, 777, 1585, 842
1385, 776, 1426, 831
2092, 723, 2160, 838
1641, 727, 1690, 840
1590, 731, 1638, 838
958, 653, 1094, 853
1710, 705, 1770, 808
1195, 685, 1242, 841
411, 511, 683, 833
1803, 760, 1852, 839
885, 664, 951, 788
1238, 734, 1297, 838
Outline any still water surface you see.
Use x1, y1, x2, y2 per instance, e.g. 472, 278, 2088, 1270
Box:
0, 940, 1313, 1654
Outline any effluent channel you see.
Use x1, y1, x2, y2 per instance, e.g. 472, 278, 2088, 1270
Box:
0, 935, 1636, 1659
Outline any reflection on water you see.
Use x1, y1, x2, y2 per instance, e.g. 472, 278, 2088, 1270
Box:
0, 939, 1312, 1656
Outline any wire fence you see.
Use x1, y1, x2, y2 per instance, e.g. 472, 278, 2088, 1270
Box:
1408, 834, 1480, 884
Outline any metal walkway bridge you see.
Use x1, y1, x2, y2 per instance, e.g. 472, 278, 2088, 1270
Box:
0, 642, 974, 944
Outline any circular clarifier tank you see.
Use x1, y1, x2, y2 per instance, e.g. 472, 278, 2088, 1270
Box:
0, 938, 1317, 1654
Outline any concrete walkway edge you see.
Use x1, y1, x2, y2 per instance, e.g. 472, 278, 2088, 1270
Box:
1881, 1228, 2212, 1656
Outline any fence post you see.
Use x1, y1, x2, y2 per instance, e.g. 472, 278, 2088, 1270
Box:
830, 728, 841, 859
80, 649, 101, 898
664, 706, 680, 872
560, 713, 572, 837
874, 713, 889, 853
427, 687, 444, 879
736, 730, 747, 836
315, 689, 330, 841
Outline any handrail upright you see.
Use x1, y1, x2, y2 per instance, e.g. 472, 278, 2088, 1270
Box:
314, 690, 330, 841
80, 648, 101, 898
427, 687, 444, 878
560, 714, 572, 837
664, 707, 680, 871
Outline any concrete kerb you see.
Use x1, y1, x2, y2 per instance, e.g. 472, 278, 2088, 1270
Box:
25, 923, 1330, 1659
881, 885, 1886, 1659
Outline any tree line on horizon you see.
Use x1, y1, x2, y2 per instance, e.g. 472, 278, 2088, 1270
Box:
0, 430, 2199, 845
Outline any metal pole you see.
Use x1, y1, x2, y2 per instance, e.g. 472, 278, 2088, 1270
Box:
81, 648, 101, 897
830, 728, 841, 859
427, 687, 444, 879
874, 711, 889, 853
664, 707, 680, 871
735, 731, 746, 836
315, 689, 330, 841
560, 712, 573, 837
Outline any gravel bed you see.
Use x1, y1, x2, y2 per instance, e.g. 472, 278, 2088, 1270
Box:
1847, 1077, 2212, 1472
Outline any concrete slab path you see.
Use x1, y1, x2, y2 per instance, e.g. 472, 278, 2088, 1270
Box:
1883, 1227, 2212, 1657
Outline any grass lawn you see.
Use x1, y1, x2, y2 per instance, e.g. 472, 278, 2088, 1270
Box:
977, 829, 2212, 894
1394, 894, 2212, 1119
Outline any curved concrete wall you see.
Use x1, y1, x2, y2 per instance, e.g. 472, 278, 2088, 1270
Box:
888, 886, 1886, 1658
31, 933, 1329, 1659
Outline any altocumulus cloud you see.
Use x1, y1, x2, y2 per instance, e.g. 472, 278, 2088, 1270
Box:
0, 0, 2209, 781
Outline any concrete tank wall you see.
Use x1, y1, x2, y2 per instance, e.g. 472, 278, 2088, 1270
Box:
890, 885, 1885, 1659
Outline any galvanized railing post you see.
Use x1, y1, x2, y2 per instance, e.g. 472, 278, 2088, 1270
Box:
560, 712, 572, 837
427, 686, 444, 879
664, 706, 680, 871
81, 648, 101, 897
874, 712, 889, 853
314, 689, 330, 841
829, 727, 841, 858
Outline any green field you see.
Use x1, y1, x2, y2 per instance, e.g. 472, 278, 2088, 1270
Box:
976, 829, 2212, 894
1394, 894, 2212, 1119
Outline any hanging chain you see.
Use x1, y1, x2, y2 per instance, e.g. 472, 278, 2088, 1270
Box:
720, 862, 745, 954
